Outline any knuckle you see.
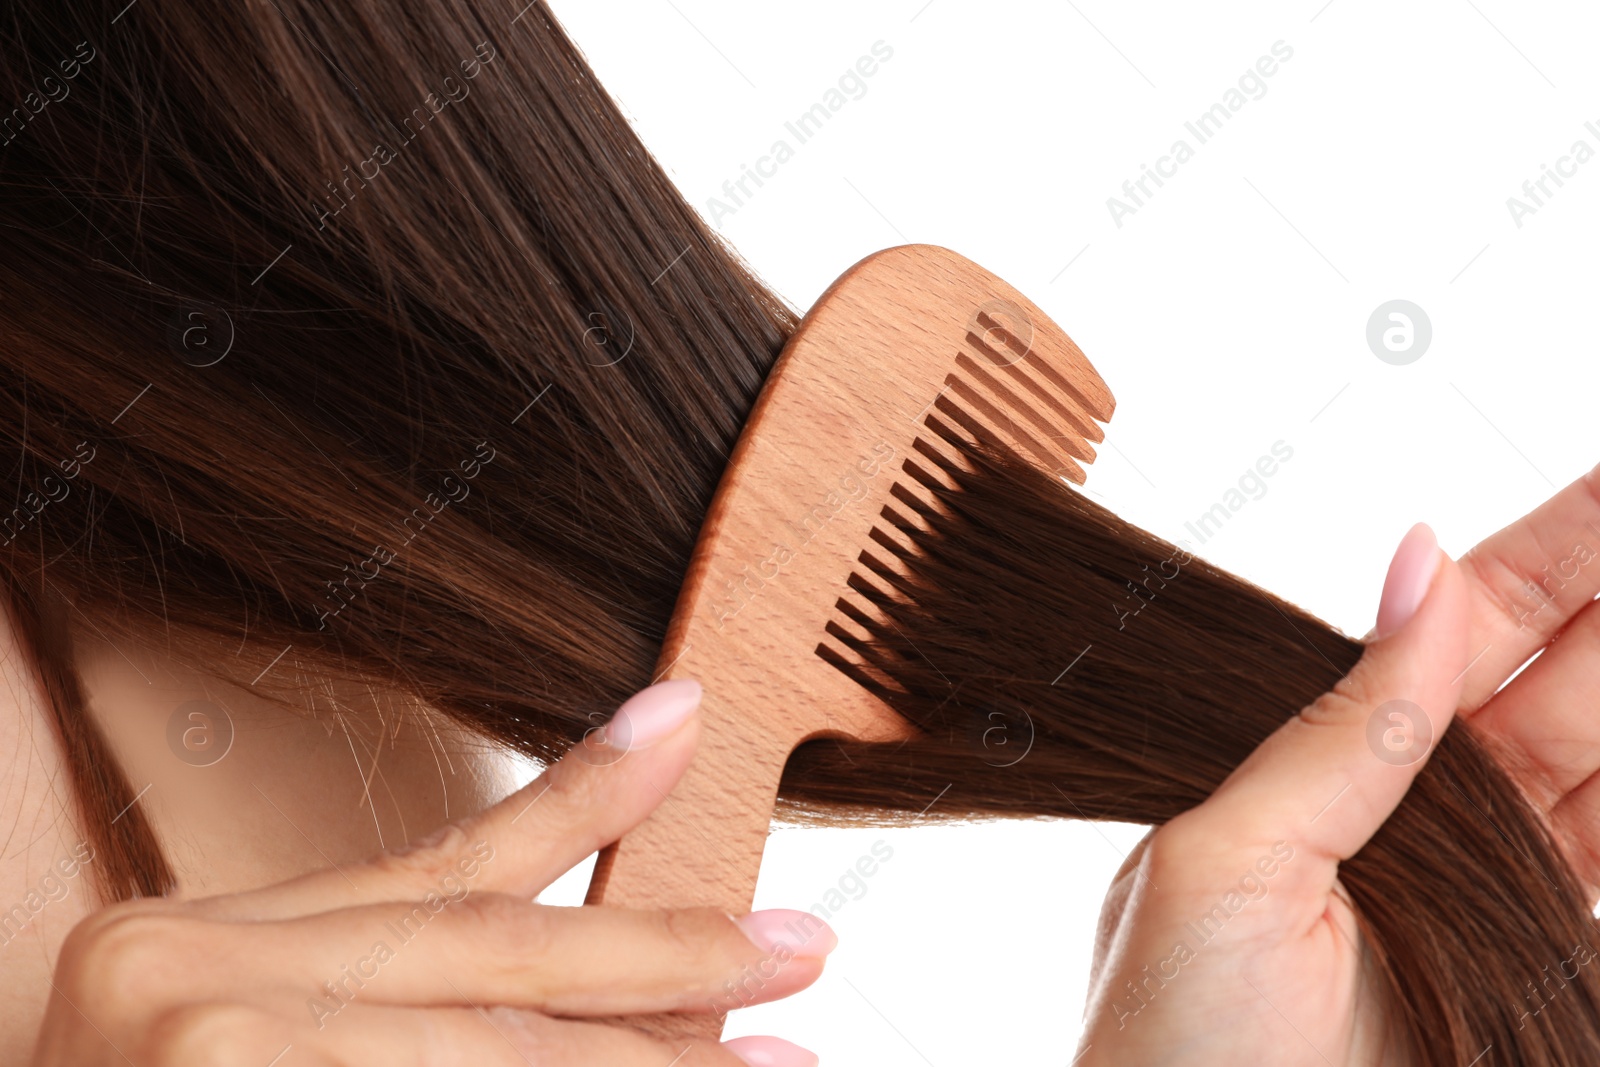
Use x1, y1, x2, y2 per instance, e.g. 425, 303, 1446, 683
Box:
58, 908, 192, 1012
144, 1003, 275, 1064
541, 755, 606, 815
462, 894, 554, 965
1140, 813, 1220, 887
368, 820, 475, 888
1307, 672, 1377, 726
1144, 812, 1291, 903
656, 906, 730, 967
474, 1006, 563, 1060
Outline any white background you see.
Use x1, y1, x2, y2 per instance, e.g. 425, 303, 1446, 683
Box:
537, 1, 1600, 1062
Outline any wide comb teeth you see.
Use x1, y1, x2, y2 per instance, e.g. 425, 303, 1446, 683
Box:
949, 309, 1109, 480
819, 317, 1114, 675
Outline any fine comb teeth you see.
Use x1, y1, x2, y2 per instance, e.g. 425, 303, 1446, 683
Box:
585, 243, 1114, 1040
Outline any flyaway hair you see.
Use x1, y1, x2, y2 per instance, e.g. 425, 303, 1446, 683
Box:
0, 1, 1595, 1062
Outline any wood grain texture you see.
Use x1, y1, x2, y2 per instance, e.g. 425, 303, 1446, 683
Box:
586, 244, 1114, 1042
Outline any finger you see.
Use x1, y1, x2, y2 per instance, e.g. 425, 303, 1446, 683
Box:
1467, 592, 1600, 812
144, 1003, 765, 1067
90, 897, 834, 1018
314, 1005, 775, 1066
280, 899, 833, 1017
203, 679, 706, 920
1176, 523, 1468, 880
1548, 772, 1600, 903
1449, 459, 1600, 710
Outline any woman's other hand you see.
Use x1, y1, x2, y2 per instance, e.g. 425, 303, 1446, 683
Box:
1079, 522, 1465, 1064
30, 679, 824, 1067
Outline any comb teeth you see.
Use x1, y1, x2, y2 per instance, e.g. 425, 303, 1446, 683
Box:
590, 246, 1113, 1004
816, 330, 1113, 674
948, 311, 1109, 481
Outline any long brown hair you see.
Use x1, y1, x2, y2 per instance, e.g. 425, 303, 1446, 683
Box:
1, 1, 1595, 1062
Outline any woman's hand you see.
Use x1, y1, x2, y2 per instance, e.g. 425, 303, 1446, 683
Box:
1434, 461, 1600, 904
1078, 522, 1467, 1064
30, 679, 824, 1067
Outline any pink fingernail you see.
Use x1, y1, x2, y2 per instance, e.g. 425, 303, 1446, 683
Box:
603, 678, 701, 752
1375, 523, 1441, 639
734, 909, 838, 959
723, 1036, 820, 1067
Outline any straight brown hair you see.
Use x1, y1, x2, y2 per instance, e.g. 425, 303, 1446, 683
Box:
1, 1, 1595, 1062
790, 438, 1600, 1064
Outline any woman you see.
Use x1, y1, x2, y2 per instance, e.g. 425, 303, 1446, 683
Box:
6, 1, 1600, 1063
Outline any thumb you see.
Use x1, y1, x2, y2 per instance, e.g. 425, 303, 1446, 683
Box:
1184, 522, 1470, 866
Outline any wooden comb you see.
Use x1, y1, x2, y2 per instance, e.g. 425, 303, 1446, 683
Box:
585, 243, 1115, 1039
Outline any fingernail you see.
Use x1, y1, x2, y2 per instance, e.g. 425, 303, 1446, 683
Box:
723, 1036, 820, 1067
604, 678, 701, 752
1375, 523, 1441, 640
734, 909, 838, 959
